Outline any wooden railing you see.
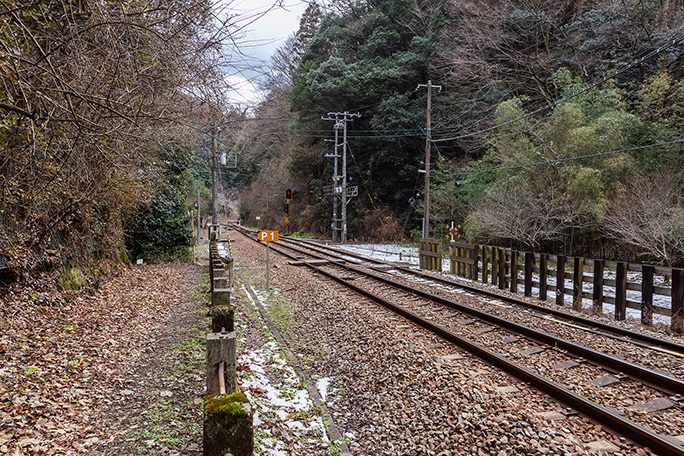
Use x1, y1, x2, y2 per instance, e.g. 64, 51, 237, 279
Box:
449, 242, 684, 334
418, 238, 442, 271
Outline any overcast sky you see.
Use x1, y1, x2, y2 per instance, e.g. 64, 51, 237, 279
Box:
223, 0, 311, 108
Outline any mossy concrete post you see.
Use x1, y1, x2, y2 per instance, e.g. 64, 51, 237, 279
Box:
210, 305, 234, 332
206, 332, 236, 395
203, 392, 253, 456
212, 288, 231, 307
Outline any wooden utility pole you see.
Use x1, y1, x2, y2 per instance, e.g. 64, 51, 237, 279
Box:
197, 183, 201, 245
417, 80, 441, 238
211, 126, 219, 225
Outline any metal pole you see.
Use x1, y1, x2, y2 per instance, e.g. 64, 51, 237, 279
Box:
211, 126, 218, 225
266, 243, 270, 291
341, 114, 348, 244
196, 183, 201, 245
424, 81, 432, 238
332, 122, 340, 242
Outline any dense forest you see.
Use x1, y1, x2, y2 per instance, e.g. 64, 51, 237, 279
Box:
235, 0, 684, 266
0, 0, 248, 283
2, 0, 684, 286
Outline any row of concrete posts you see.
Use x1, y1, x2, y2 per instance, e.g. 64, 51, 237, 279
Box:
203, 225, 253, 456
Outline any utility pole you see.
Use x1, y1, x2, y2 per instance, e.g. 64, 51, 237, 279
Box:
196, 183, 201, 245
417, 80, 441, 238
322, 111, 360, 244
211, 126, 219, 225
323, 124, 341, 242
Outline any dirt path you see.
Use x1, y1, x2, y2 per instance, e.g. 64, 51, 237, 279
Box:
0, 261, 207, 456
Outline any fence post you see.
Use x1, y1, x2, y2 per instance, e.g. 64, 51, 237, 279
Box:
641, 265, 654, 327
615, 262, 627, 321
206, 332, 237, 395
524, 252, 534, 297
491, 248, 499, 287
498, 248, 506, 290
203, 392, 253, 456
473, 245, 480, 282
539, 254, 548, 301
556, 256, 565, 306
672, 268, 684, 334
212, 288, 231, 307
573, 257, 584, 311
482, 246, 489, 284
464, 247, 471, 279
210, 305, 235, 333
510, 251, 518, 293
592, 260, 604, 315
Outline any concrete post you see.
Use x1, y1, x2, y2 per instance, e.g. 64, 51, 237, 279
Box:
212, 288, 231, 307
203, 392, 253, 456
206, 332, 236, 395
210, 305, 234, 333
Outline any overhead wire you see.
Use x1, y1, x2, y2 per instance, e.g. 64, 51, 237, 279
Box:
431, 31, 684, 142
452, 138, 684, 177
231, 29, 684, 143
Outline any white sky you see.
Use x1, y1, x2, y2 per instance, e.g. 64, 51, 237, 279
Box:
223, 0, 311, 108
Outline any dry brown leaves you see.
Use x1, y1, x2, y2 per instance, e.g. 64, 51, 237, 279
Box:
0, 261, 203, 455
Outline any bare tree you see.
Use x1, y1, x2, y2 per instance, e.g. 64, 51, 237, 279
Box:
603, 171, 684, 266
0, 0, 276, 275
466, 181, 586, 249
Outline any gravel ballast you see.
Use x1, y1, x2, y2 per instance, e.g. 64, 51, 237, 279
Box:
231, 232, 676, 456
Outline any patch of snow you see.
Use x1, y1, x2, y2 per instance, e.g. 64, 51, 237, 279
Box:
316, 377, 331, 402
238, 284, 332, 453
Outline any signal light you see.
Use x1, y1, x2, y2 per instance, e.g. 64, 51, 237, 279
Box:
286, 188, 291, 199
284, 203, 289, 214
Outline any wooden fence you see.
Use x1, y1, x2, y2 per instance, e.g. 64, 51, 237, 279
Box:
448, 242, 684, 334
419, 238, 442, 271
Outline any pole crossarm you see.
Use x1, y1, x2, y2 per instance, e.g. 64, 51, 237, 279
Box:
416, 81, 441, 238
322, 111, 361, 244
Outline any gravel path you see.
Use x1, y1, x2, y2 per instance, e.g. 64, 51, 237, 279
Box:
230, 231, 684, 456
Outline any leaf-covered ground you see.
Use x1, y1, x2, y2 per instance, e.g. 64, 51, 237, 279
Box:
0, 261, 207, 455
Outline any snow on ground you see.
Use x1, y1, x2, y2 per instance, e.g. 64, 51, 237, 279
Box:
335, 243, 673, 327
238, 285, 330, 455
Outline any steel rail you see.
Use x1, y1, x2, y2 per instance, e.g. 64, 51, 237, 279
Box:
286, 237, 684, 358
233, 227, 684, 456
273, 236, 684, 394
311, 265, 684, 456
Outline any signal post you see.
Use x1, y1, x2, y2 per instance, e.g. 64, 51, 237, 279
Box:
257, 230, 278, 291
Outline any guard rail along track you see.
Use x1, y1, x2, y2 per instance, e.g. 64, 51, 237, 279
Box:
232, 224, 684, 456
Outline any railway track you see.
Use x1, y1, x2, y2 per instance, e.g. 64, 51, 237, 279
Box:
231, 225, 684, 455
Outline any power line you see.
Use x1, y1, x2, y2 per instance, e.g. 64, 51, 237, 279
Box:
453, 138, 684, 177
432, 32, 684, 143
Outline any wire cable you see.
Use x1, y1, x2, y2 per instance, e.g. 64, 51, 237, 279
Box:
432, 32, 684, 143
453, 138, 684, 177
